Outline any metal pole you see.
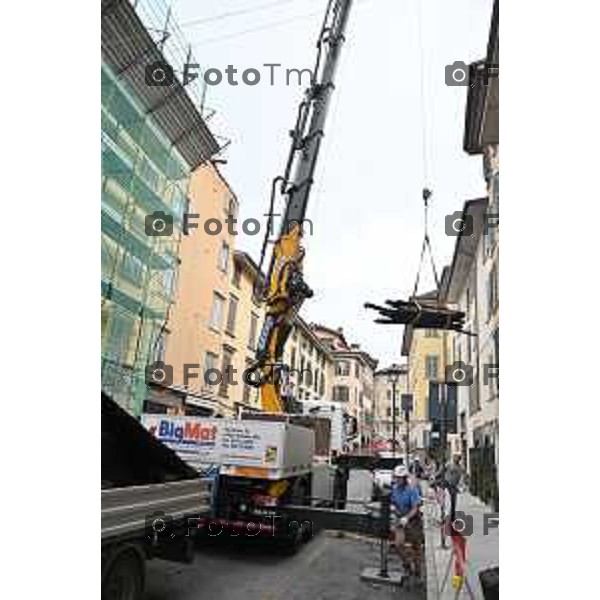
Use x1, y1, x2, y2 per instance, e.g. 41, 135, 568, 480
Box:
379, 492, 391, 578
440, 329, 449, 473
391, 381, 397, 457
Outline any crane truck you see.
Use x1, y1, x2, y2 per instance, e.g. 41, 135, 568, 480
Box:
186, 0, 358, 550
106, 8, 357, 590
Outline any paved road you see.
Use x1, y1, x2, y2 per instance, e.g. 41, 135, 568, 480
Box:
146, 532, 423, 600
145, 470, 424, 600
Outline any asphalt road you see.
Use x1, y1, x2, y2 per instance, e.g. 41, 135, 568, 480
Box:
144, 470, 424, 600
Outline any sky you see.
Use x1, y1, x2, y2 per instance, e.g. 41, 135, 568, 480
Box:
169, 0, 493, 366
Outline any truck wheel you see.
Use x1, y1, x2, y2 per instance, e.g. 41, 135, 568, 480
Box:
278, 520, 304, 555
102, 547, 144, 600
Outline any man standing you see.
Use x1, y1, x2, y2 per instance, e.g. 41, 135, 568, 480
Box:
390, 465, 423, 576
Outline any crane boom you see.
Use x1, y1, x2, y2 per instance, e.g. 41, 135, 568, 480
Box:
253, 0, 354, 413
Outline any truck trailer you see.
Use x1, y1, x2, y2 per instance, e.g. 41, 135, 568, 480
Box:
101, 393, 212, 600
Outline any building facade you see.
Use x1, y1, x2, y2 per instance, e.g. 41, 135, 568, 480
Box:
401, 290, 453, 455
101, 0, 218, 416
226, 251, 265, 414
282, 317, 334, 409
452, 0, 499, 475
154, 163, 239, 417
441, 200, 497, 462
312, 325, 378, 450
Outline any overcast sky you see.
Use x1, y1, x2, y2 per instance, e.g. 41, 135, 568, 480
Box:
171, 0, 493, 366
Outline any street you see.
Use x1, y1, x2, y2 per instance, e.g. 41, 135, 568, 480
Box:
145, 471, 424, 600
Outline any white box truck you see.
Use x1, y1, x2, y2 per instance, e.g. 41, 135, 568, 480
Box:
142, 413, 343, 551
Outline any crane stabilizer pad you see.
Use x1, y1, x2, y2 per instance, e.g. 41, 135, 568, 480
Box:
364, 299, 466, 331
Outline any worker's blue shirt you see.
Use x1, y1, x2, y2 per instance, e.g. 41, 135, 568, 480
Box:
390, 482, 421, 516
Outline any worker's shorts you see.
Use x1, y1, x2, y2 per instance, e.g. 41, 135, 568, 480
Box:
392, 514, 424, 546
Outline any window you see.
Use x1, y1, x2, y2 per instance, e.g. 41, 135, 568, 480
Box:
491, 328, 499, 395
209, 292, 225, 330
335, 360, 350, 376
487, 264, 499, 319
204, 352, 218, 384
154, 331, 166, 363
163, 268, 175, 296
248, 313, 259, 350
243, 358, 253, 404
332, 385, 350, 403
105, 311, 134, 362
387, 390, 391, 401
313, 368, 319, 392
225, 295, 238, 335
319, 373, 325, 396
121, 253, 144, 285
101, 235, 117, 274
219, 348, 234, 398
290, 347, 296, 370
425, 329, 439, 338
228, 197, 237, 219
232, 262, 242, 287
467, 332, 472, 362
425, 355, 439, 380
138, 156, 160, 192
355, 363, 360, 378
218, 241, 229, 272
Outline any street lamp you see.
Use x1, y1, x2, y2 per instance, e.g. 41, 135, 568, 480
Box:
387, 369, 400, 457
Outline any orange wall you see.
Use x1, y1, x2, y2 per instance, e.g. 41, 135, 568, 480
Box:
164, 162, 238, 414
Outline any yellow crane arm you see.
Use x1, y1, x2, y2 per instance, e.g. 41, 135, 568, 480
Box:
251, 0, 354, 413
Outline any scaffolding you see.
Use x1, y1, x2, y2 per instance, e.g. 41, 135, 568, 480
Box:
101, 0, 220, 415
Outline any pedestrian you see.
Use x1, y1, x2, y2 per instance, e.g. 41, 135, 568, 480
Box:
413, 457, 424, 479
445, 455, 464, 521
390, 465, 423, 578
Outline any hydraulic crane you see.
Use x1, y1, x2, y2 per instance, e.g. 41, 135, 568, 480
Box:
252, 0, 355, 413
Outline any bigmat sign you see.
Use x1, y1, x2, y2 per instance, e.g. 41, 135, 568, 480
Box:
141, 415, 219, 465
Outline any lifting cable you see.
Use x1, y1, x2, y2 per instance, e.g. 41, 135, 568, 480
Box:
411, 0, 439, 303
412, 188, 440, 300
364, 1, 466, 335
